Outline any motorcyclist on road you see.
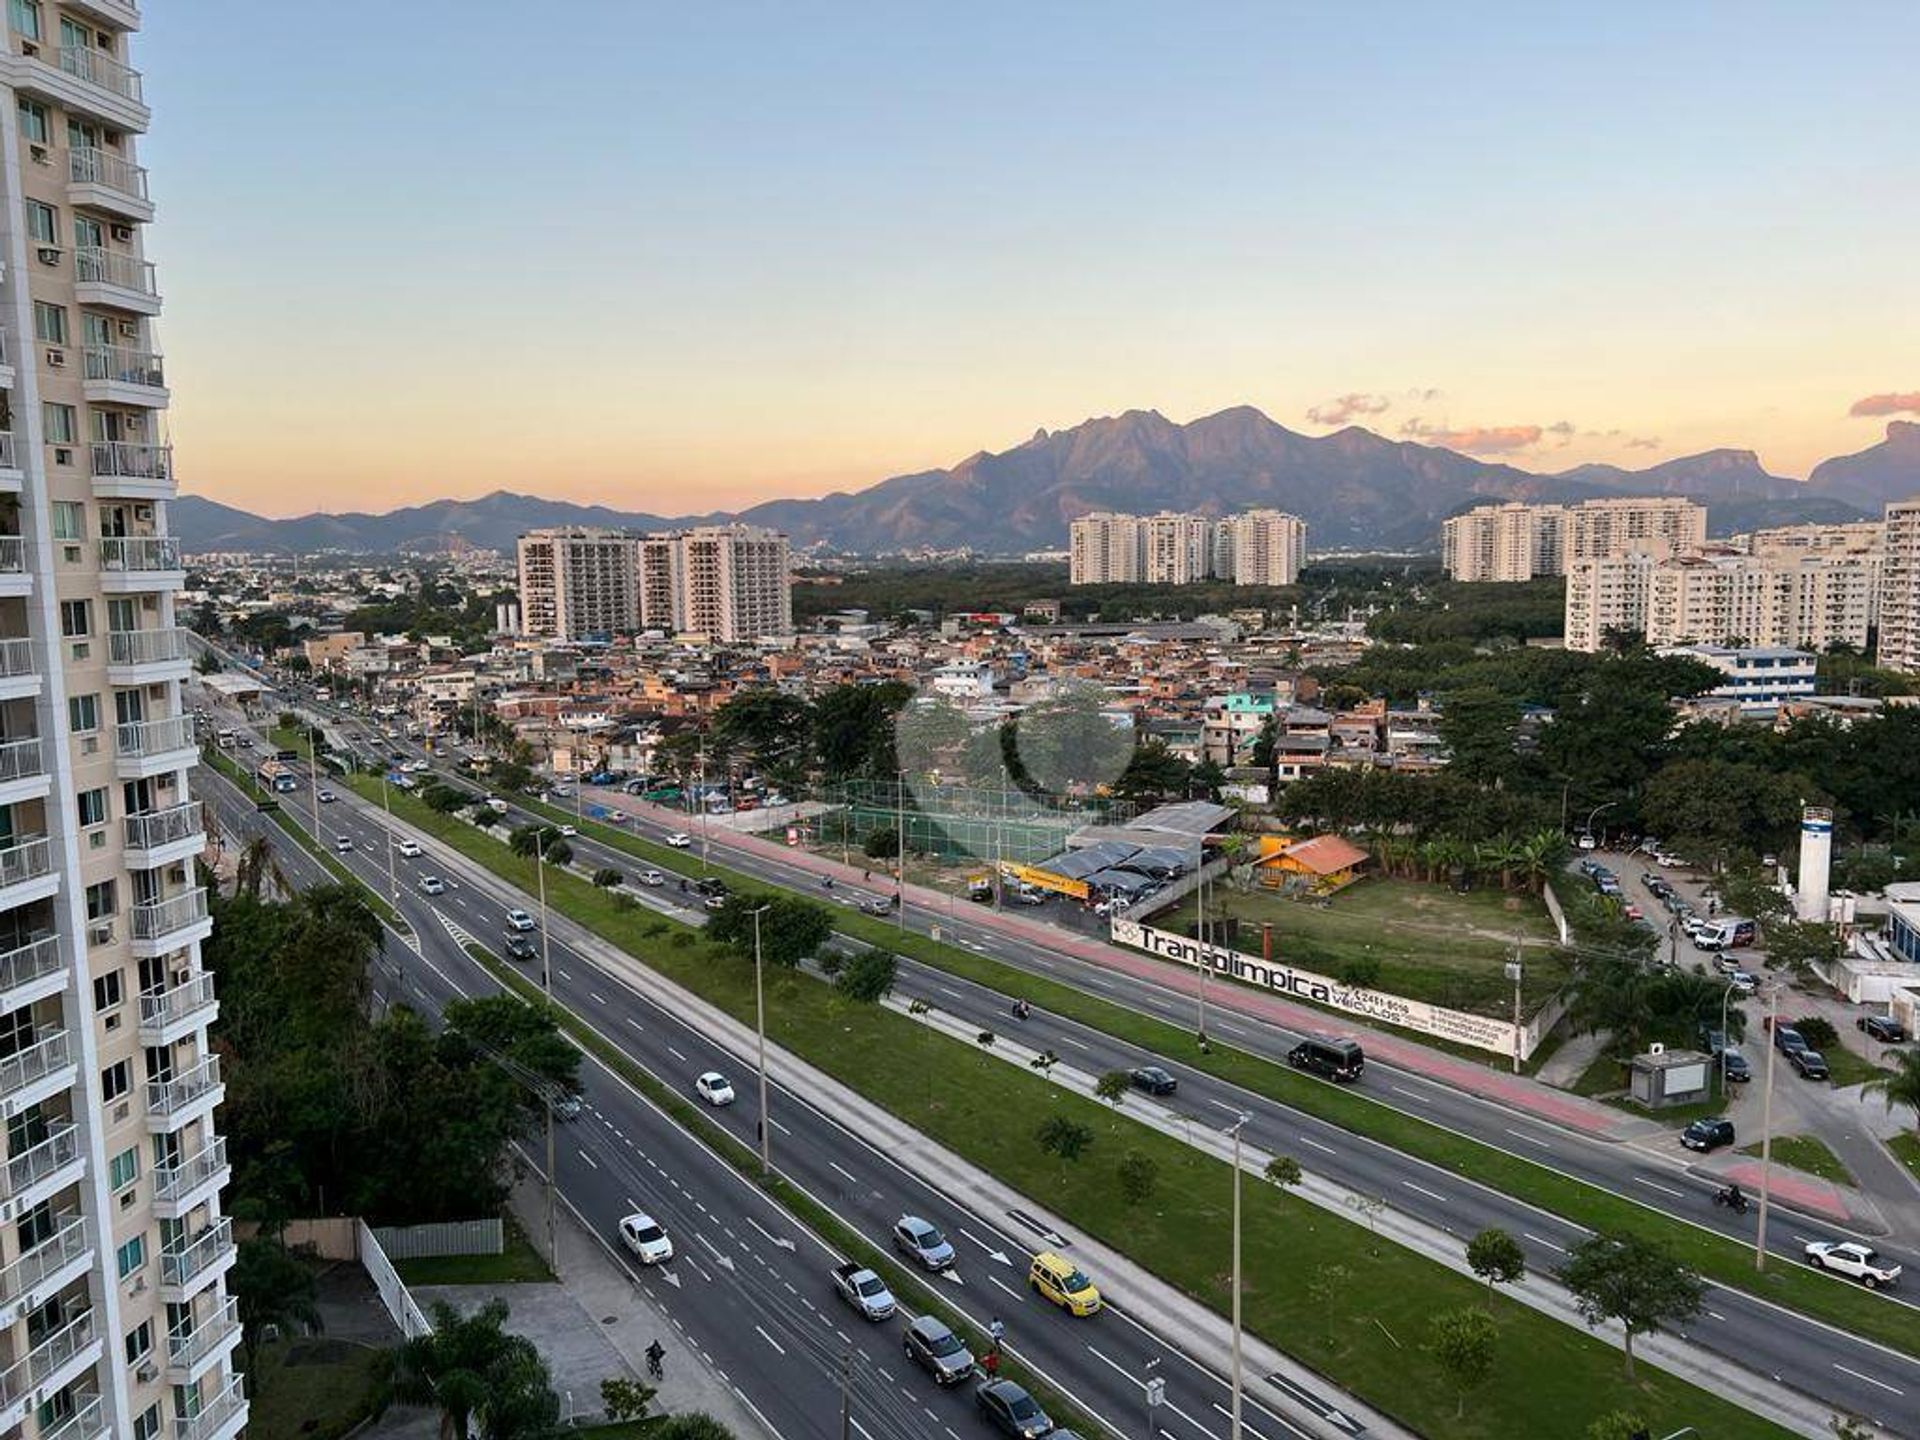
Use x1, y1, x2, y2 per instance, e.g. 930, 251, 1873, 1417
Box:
645, 1339, 665, 1378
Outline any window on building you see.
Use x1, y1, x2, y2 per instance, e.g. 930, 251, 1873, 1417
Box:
123, 1319, 151, 1365
42, 403, 76, 445
108, 1146, 137, 1191
71, 214, 100, 250
9, 1, 41, 44
86, 878, 115, 921
76, 788, 106, 827
100, 1058, 129, 1101
16, 98, 47, 145
58, 600, 90, 638
92, 969, 121, 1012
50, 500, 81, 540
24, 201, 55, 246
114, 1232, 144, 1278
131, 1405, 160, 1440
68, 693, 99, 734
31, 301, 65, 346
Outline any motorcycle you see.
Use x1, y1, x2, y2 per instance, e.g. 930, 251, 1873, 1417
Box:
1009, 1000, 1032, 1021
1712, 1186, 1750, 1215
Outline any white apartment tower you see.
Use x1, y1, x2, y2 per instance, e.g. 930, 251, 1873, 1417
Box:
1068, 509, 1307, 586
1443, 498, 1705, 581
520, 525, 793, 644
515, 529, 639, 642
1560, 496, 1706, 564
1565, 550, 1878, 655
1067, 513, 1142, 585
1879, 500, 1920, 673
1224, 510, 1307, 586
666, 525, 792, 642
1139, 512, 1212, 585
0, 8, 245, 1440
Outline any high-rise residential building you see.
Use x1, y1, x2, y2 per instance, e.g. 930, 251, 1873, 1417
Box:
1741, 520, 1887, 558
1879, 501, 1920, 673
1560, 496, 1706, 564
1068, 512, 1142, 585
1443, 497, 1705, 581
1225, 510, 1307, 586
664, 525, 792, 642
1139, 512, 1213, 585
1565, 549, 1879, 654
515, 529, 639, 642
0, 9, 245, 1440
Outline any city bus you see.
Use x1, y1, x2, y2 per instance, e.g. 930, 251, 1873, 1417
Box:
255, 759, 300, 795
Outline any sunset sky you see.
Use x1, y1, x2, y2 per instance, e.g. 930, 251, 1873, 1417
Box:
145, 2, 1919, 517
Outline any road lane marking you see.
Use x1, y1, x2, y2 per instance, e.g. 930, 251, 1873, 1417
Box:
1297, 1135, 1337, 1155
1522, 1232, 1566, 1253
1389, 1085, 1433, 1105
1633, 1176, 1686, 1199
1403, 1180, 1448, 1203
829, 1161, 860, 1185
753, 1325, 785, 1355
1834, 1363, 1904, 1395
1503, 1128, 1552, 1149
577, 1150, 598, 1170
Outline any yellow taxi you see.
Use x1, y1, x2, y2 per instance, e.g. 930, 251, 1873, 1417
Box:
1028, 1251, 1102, 1316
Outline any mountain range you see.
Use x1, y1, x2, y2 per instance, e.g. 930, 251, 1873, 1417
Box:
173, 409, 1920, 557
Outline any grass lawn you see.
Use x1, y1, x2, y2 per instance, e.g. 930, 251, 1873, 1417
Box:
394, 1213, 552, 1285
370, 784, 1792, 1438
243, 1335, 383, 1440
1741, 1135, 1856, 1187
1157, 877, 1569, 1016
1817, 1045, 1894, 1090
1890, 1132, 1920, 1182
407, 783, 1920, 1366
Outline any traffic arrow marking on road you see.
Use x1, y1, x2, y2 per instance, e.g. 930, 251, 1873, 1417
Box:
958, 1228, 1013, 1266
658, 1267, 681, 1289
696, 1233, 737, 1272
1266, 1373, 1365, 1435
747, 1217, 796, 1252
938, 1268, 966, 1286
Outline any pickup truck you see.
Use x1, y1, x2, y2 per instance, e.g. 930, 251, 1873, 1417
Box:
1805, 1241, 1902, 1289
830, 1262, 896, 1321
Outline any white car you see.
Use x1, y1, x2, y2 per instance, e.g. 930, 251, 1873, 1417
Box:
397, 839, 422, 858
695, 1071, 736, 1106
506, 909, 537, 933
666, 832, 693, 849
418, 876, 446, 896
1805, 1241, 1901, 1289
618, 1212, 674, 1266
334, 836, 354, 853
404, 760, 429, 773
638, 869, 666, 887
559, 824, 577, 837
317, 789, 337, 804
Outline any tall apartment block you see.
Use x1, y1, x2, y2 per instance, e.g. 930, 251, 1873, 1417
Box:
1879, 501, 1920, 674
1222, 509, 1307, 586
0, 6, 244, 1440
1066, 512, 1141, 585
1442, 498, 1705, 581
515, 528, 642, 643
1564, 549, 1879, 654
519, 524, 792, 644
660, 525, 791, 642
1067, 509, 1307, 586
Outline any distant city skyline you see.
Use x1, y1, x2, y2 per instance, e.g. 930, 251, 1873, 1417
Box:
146, 2, 1918, 516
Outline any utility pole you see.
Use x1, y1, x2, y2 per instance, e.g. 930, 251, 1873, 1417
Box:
895, 768, 907, 932
539, 855, 557, 1268
1505, 951, 1524, 1075
1196, 840, 1211, 1043
537, 845, 553, 990
382, 769, 398, 901
752, 904, 772, 1177
1227, 1113, 1250, 1440
1755, 982, 1779, 1270
307, 721, 322, 842
838, 1348, 853, 1440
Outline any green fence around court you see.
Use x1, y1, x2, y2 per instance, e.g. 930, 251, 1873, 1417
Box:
807, 780, 1138, 865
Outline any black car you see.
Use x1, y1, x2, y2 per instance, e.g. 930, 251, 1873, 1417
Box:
1129, 1065, 1178, 1096
1772, 1024, 1807, 1055
503, 934, 538, 963
695, 876, 728, 899
976, 1380, 1053, 1439
1790, 1048, 1830, 1081
1721, 1050, 1752, 1083
1681, 1117, 1735, 1152
1859, 1015, 1908, 1044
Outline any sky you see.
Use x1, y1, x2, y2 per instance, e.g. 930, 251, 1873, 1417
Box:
141, 2, 1920, 517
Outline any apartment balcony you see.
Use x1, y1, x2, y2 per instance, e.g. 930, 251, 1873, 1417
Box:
106, 626, 191, 685
174, 1374, 247, 1440
0, 641, 37, 704
0, 935, 64, 1019
164, 1296, 240, 1386
129, 887, 212, 958
0, 737, 49, 808
0, 1031, 75, 1122
125, 801, 205, 869
40, 44, 148, 131
0, 837, 57, 914
98, 535, 183, 594
66, 145, 153, 223
0, 1212, 91, 1329
0, 537, 27, 600
145, 1054, 222, 1133
0, 1122, 83, 1216
115, 713, 197, 782
0, 433, 20, 493
82, 343, 167, 412
72, 245, 160, 316
0, 1310, 101, 1431
153, 1136, 229, 1222
137, 972, 217, 1047
38, 1394, 109, 1440
88, 439, 172, 500
158, 1217, 234, 1301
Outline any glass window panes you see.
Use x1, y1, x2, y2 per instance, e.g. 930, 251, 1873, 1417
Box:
42, 403, 76, 445
92, 968, 121, 1009
24, 201, 55, 246
16, 98, 47, 145
85, 877, 114, 919
108, 1147, 136, 1190
31, 301, 65, 346
124, 1319, 151, 1364
68, 693, 99, 733
50, 500, 80, 540
100, 1058, 128, 1101
58, 599, 89, 637
9, 1, 41, 44
77, 788, 106, 826
114, 1232, 144, 1278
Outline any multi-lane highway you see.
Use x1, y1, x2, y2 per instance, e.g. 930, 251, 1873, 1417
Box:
216, 689, 1920, 1433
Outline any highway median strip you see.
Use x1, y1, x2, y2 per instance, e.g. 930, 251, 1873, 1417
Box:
353, 778, 1793, 1438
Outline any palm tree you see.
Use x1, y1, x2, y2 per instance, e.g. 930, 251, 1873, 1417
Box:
1479, 834, 1525, 892
379, 1300, 514, 1440
1416, 839, 1449, 886
1865, 1049, 1920, 1137
232, 1237, 321, 1385
1517, 830, 1569, 896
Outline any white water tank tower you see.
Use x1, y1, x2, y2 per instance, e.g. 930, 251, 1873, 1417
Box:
1796, 805, 1833, 921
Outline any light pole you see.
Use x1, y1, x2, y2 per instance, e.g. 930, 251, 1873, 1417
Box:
1718, 981, 1739, 1093
1583, 801, 1616, 848
1755, 982, 1779, 1270
1195, 836, 1211, 1044
307, 722, 322, 842
1505, 957, 1524, 1075
751, 904, 772, 1177
1226, 1113, 1251, 1440
537, 840, 553, 992
895, 768, 907, 933
1141, 1356, 1163, 1440
381, 769, 398, 901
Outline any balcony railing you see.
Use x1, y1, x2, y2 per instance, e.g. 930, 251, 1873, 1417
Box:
154, 1136, 227, 1206
126, 802, 203, 852
68, 145, 147, 200
83, 345, 164, 390
0, 1122, 79, 1200
73, 245, 157, 297
0, 1031, 70, 1102
118, 713, 195, 758
0, 640, 33, 680
0, 539, 21, 575
174, 1375, 245, 1440
138, 972, 216, 1035
146, 1054, 219, 1119
0, 935, 61, 1002
159, 1217, 232, 1291
55, 46, 144, 105
130, 887, 209, 943
99, 536, 180, 573
0, 1211, 87, 1306
0, 1308, 95, 1406
107, 627, 188, 668
89, 439, 171, 482
40, 1395, 106, 1440
165, 1295, 239, 1375
0, 433, 17, 471
0, 836, 53, 890
0, 737, 43, 785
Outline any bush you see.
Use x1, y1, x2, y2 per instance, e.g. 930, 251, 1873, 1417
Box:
1793, 1015, 1839, 1051
863, 828, 901, 860
834, 949, 897, 1003
592, 868, 624, 889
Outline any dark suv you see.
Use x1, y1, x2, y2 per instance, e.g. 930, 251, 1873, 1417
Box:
1681, 1117, 1735, 1153
503, 934, 538, 963
1789, 1049, 1830, 1081
1859, 1015, 1908, 1044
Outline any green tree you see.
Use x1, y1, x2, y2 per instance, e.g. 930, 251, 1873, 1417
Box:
834, 949, 898, 1003
1035, 1115, 1095, 1165
713, 688, 814, 785
813, 681, 913, 780
593, 867, 624, 888
232, 1236, 322, 1381
1094, 1070, 1130, 1106
381, 1299, 560, 1440
1558, 1231, 1703, 1379
1264, 1155, 1302, 1189
1114, 740, 1193, 803
654, 1417, 741, 1440
1427, 1307, 1498, 1418
1864, 1048, 1920, 1137
1117, 1149, 1159, 1206
863, 827, 901, 859
508, 824, 552, 858
1767, 919, 1840, 975
599, 1377, 656, 1422
1585, 1412, 1650, 1440
1436, 687, 1522, 788
1465, 1227, 1526, 1302
1010, 683, 1134, 799
707, 893, 834, 969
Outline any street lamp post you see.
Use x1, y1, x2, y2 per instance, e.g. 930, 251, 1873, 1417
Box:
1141, 1357, 1162, 1440
1583, 801, 1616, 847
1505, 958, 1524, 1075
307, 723, 323, 842
1755, 982, 1780, 1270
1719, 981, 1739, 1093
1226, 1113, 1251, 1440
381, 769, 398, 901
751, 904, 772, 1176
895, 769, 907, 933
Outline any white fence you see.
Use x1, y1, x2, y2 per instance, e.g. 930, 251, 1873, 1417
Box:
369, 1216, 504, 1261
357, 1221, 432, 1341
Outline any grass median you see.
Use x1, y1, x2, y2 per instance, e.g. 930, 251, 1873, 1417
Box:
360, 780, 1789, 1438
493, 791, 1920, 1362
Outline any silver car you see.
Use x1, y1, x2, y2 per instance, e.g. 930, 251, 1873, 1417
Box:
902, 1314, 973, 1386
892, 1215, 955, 1271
